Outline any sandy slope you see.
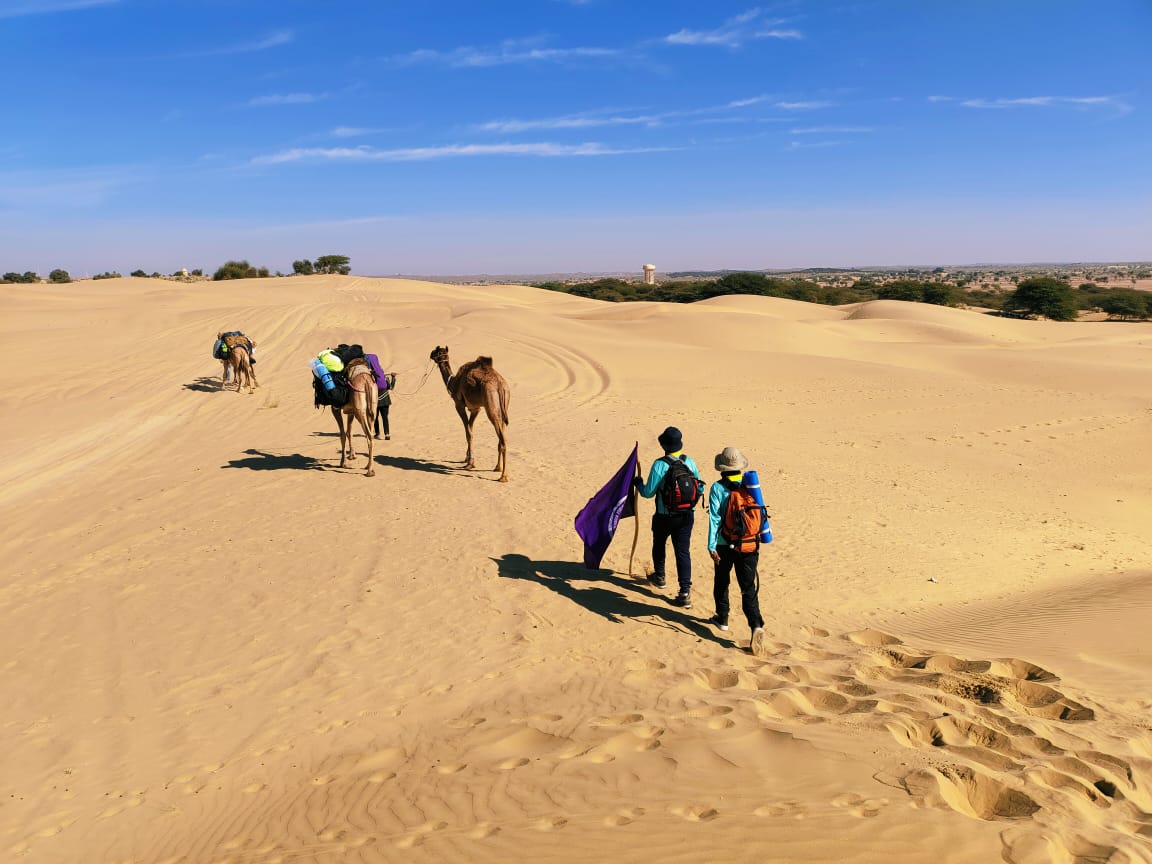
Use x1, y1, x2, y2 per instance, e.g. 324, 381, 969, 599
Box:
1, 276, 1150, 864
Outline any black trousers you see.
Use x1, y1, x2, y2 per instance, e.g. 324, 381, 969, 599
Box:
652, 511, 693, 594
373, 393, 391, 437
713, 545, 763, 629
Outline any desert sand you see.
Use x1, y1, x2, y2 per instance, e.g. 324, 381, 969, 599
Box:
1, 275, 1150, 864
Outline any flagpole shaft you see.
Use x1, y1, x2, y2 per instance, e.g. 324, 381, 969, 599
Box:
628, 458, 642, 577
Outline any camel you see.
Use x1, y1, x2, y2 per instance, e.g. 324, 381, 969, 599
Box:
430, 345, 510, 482
332, 358, 378, 477
217, 333, 258, 393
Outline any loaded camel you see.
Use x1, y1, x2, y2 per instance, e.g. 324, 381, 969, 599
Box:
218, 333, 258, 393
429, 346, 510, 482
332, 358, 378, 477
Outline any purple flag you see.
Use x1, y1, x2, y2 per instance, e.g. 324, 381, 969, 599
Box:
574, 444, 639, 569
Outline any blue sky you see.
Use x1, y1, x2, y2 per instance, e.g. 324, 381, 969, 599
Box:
1, 0, 1149, 275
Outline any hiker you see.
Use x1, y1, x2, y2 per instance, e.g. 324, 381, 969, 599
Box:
706, 446, 766, 656
364, 352, 395, 440
633, 426, 703, 608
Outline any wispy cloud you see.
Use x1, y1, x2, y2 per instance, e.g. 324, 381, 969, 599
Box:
248, 92, 323, 107
0, 167, 132, 208
476, 95, 827, 134
932, 95, 1130, 113
253, 142, 674, 165
0, 0, 118, 18
790, 126, 873, 134
664, 9, 802, 48
171, 29, 294, 59
392, 38, 620, 68
331, 126, 375, 138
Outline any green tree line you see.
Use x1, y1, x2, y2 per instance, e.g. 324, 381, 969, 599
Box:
534, 274, 1151, 321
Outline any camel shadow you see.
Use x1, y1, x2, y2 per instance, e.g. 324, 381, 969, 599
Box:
223, 449, 327, 471
184, 376, 223, 392
492, 553, 727, 645
374, 454, 472, 477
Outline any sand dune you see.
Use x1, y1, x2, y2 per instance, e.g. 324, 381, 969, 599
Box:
1, 276, 1150, 863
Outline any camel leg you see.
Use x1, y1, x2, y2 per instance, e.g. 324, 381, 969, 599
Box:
248, 363, 259, 391
353, 404, 375, 477
464, 407, 481, 470
455, 403, 473, 468
493, 418, 508, 483
332, 407, 349, 469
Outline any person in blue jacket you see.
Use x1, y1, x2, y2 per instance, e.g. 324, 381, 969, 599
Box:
633, 426, 702, 608
705, 446, 766, 656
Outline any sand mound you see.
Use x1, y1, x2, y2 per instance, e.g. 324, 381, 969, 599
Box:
2, 276, 1151, 863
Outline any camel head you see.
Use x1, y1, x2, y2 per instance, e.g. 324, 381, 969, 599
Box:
430, 345, 450, 366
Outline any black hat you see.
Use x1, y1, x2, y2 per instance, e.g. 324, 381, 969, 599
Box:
657, 426, 683, 452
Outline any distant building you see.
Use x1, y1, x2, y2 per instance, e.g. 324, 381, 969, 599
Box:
643, 264, 656, 285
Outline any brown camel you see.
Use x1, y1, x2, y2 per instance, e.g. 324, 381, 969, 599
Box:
218, 333, 258, 393
430, 345, 510, 482
332, 358, 378, 477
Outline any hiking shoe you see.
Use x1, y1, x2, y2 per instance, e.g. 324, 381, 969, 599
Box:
707, 616, 729, 631
648, 574, 666, 589
750, 627, 766, 657
671, 593, 692, 609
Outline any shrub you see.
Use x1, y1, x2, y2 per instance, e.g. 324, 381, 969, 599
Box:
1002, 277, 1078, 321
48, 269, 71, 283
92, 271, 121, 280
292, 259, 315, 275
130, 269, 147, 277
1098, 290, 1149, 320
314, 254, 351, 275
213, 260, 260, 281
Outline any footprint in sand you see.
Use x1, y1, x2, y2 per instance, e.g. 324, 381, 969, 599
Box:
591, 713, 645, 726
497, 757, 530, 770
469, 823, 501, 839
672, 804, 720, 822
536, 816, 568, 831
753, 800, 806, 818
435, 762, 467, 774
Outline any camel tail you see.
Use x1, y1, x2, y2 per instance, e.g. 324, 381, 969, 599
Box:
500, 385, 510, 426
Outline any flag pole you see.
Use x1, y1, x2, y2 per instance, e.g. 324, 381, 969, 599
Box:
628, 455, 642, 577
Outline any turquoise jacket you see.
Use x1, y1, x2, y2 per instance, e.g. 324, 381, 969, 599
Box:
707, 476, 741, 552
638, 453, 702, 515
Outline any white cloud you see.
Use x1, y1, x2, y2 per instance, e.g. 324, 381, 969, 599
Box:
959, 96, 1123, 110
664, 9, 801, 48
253, 142, 674, 165
248, 92, 322, 107
0, 0, 118, 18
393, 39, 620, 68
476, 94, 799, 134
790, 126, 873, 134
774, 101, 833, 110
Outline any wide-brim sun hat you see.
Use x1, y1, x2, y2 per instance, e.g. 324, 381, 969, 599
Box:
715, 446, 749, 473
657, 426, 683, 452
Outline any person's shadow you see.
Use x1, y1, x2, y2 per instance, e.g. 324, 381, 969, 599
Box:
184, 376, 223, 392
492, 553, 727, 645
223, 449, 327, 471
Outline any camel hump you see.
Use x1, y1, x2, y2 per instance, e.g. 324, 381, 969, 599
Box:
476, 356, 493, 367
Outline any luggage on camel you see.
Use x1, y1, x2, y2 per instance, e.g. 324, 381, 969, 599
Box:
720, 483, 768, 553
311, 354, 350, 407
214, 331, 256, 363
660, 455, 704, 512
317, 348, 344, 372
334, 343, 364, 365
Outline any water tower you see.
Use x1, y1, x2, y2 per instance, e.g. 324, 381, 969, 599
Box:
642, 264, 656, 285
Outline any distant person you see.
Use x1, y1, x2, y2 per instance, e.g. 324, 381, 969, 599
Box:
634, 426, 704, 608
365, 353, 395, 440
706, 446, 766, 657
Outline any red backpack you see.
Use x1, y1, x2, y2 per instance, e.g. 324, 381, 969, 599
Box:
720, 485, 766, 552
660, 456, 704, 511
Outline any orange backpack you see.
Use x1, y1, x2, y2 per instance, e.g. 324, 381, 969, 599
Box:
720, 485, 765, 553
